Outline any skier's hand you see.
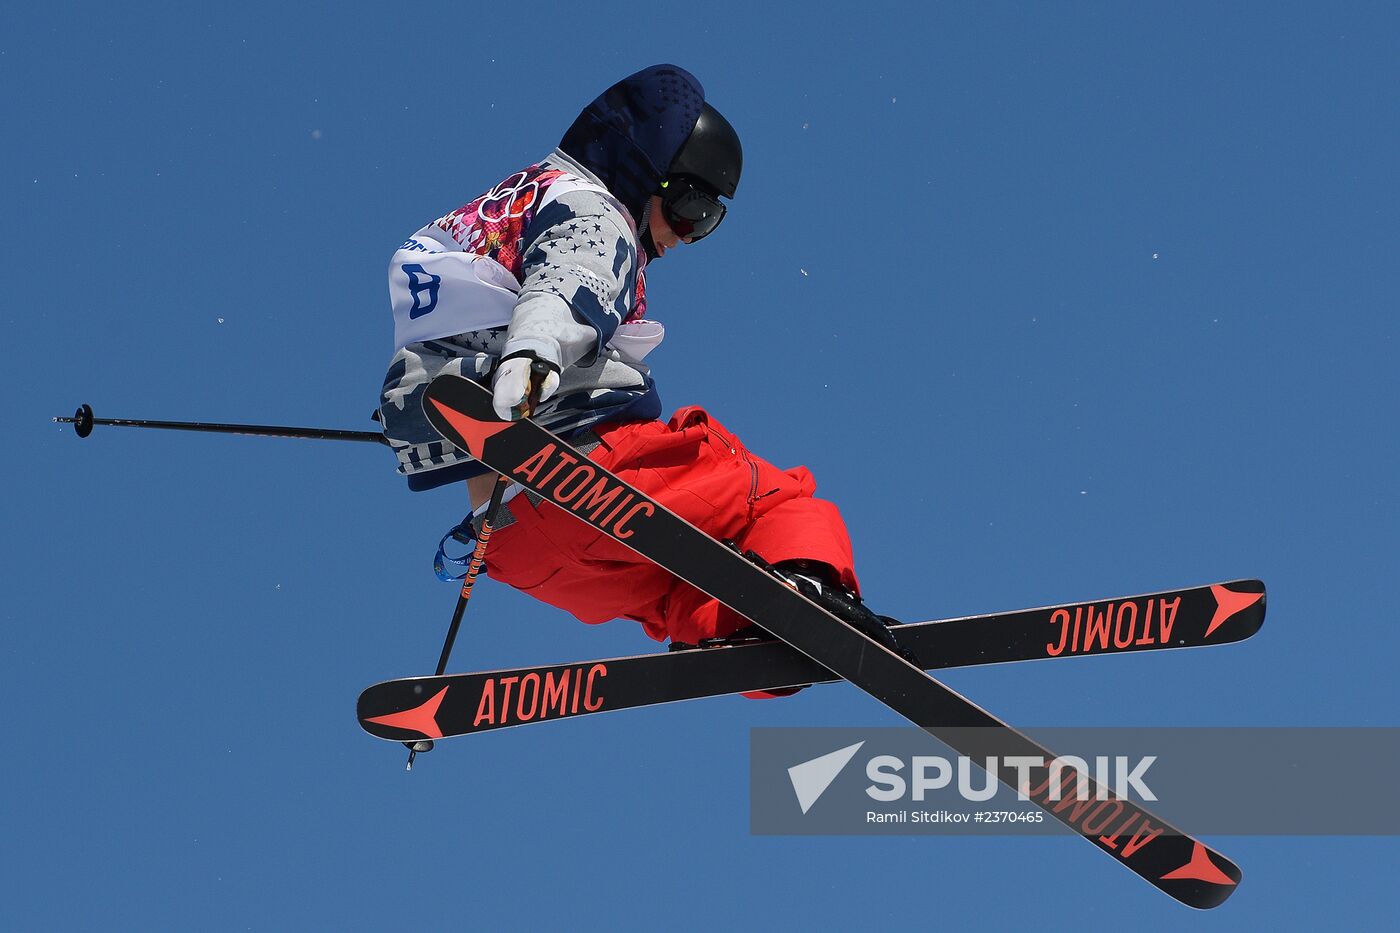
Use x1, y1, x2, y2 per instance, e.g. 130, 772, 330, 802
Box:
491, 354, 560, 421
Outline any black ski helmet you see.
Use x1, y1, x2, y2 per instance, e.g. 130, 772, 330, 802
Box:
666, 102, 742, 198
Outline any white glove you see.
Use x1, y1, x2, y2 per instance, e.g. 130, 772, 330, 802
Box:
491, 355, 560, 421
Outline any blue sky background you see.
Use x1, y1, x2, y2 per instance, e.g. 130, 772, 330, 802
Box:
4, 2, 1397, 929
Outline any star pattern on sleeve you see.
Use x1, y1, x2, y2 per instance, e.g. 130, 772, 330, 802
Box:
518, 196, 642, 339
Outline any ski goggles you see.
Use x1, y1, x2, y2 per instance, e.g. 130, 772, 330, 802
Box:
658, 176, 727, 241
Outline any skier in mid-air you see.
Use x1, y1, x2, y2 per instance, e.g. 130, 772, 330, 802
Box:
377, 64, 905, 672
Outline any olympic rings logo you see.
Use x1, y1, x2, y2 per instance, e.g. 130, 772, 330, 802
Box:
478, 171, 540, 224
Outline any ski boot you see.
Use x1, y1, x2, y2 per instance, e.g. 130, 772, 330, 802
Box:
771, 559, 919, 666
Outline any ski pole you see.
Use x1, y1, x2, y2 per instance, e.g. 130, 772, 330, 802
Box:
54, 403, 387, 445
405, 363, 551, 771
404, 473, 511, 771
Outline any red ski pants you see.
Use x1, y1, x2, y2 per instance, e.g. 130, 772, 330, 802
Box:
483, 406, 859, 645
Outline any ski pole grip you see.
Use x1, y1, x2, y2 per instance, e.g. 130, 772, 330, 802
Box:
524, 360, 552, 416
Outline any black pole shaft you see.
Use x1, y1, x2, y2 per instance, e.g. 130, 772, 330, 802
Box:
55, 404, 386, 444
404, 473, 511, 772
434, 476, 511, 676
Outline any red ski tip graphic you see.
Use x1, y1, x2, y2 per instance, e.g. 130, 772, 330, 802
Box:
1161, 842, 1237, 886
427, 397, 512, 458
1205, 585, 1264, 639
365, 686, 449, 739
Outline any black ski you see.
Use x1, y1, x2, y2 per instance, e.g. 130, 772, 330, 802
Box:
411, 374, 1247, 909
359, 579, 1265, 739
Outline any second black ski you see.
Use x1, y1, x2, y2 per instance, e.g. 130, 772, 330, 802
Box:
359, 579, 1265, 740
